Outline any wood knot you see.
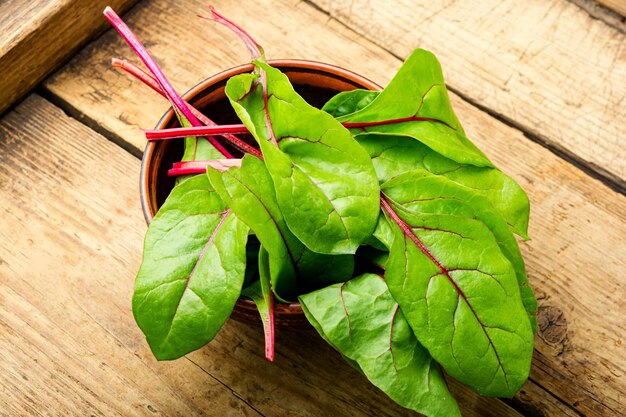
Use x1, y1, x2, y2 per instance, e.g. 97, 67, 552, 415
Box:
537, 305, 569, 351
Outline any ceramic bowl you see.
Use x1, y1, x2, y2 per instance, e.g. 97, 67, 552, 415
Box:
139, 60, 380, 328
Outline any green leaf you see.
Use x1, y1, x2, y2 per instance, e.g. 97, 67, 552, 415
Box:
133, 175, 249, 360
372, 212, 395, 250
224, 61, 380, 255
335, 49, 493, 168
321, 89, 378, 118
242, 280, 271, 330
242, 246, 275, 361
358, 133, 530, 239
207, 155, 296, 300
383, 170, 537, 332
300, 273, 461, 417
207, 155, 353, 300
381, 172, 534, 397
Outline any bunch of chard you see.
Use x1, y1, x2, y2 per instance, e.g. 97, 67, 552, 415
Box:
105, 6, 536, 416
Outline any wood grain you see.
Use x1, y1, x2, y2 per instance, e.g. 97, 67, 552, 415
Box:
0, 0, 138, 115
308, 0, 626, 189
39, 0, 626, 415
0, 94, 524, 417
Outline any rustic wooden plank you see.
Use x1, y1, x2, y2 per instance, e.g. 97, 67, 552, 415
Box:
308, 0, 626, 190
0, 0, 138, 115
41, 0, 626, 415
0, 94, 523, 417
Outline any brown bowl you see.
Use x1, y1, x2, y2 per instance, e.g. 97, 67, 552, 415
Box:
140, 59, 381, 328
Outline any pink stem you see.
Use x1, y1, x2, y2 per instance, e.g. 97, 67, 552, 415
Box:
200, 5, 279, 150
167, 159, 243, 177
103, 7, 198, 124
199, 6, 285, 152
112, 58, 161, 94
112, 59, 262, 158
199, 7, 280, 151
145, 115, 451, 140
265, 291, 275, 362
146, 125, 250, 139
343, 116, 453, 129
199, 6, 263, 59
260, 71, 279, 147
103, 7, 232, 158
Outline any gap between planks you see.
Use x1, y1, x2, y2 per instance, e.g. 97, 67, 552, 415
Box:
38, 86, 144, 159
567, 0, 626, 33
0, 0, 139, 115
184, 357, 267, 417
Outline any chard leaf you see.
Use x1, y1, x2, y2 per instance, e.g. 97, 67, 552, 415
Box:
371, 212, 395, 250
321, 89, 379, 118
381, 173, 534, 397
242, 246, 275, 361
358, 134, 530, 239
207, 155, 296, 300
133, 175, 249, 360
207, 155, 353, 300
224, 61, 380, 255
335, 49, 492, 168
241, 280, 272, 334
300, 273, 461, 417
383, 170, 537, 332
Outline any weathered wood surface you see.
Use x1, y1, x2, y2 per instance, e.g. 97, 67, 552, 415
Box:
0, 0, 138, 115
0, 0, 622, 415
43, 0, 626, 415
0, 94, 527, 417
308, 0, 626, 190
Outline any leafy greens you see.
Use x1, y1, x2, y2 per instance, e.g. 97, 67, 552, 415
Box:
106, 6, 536, 416
381, 173, 534, 396
224, 62, 380, 255
300, 273, 462, 416
133, 175, 248, 360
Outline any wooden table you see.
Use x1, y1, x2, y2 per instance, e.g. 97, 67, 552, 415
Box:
1, 0, 624, 416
